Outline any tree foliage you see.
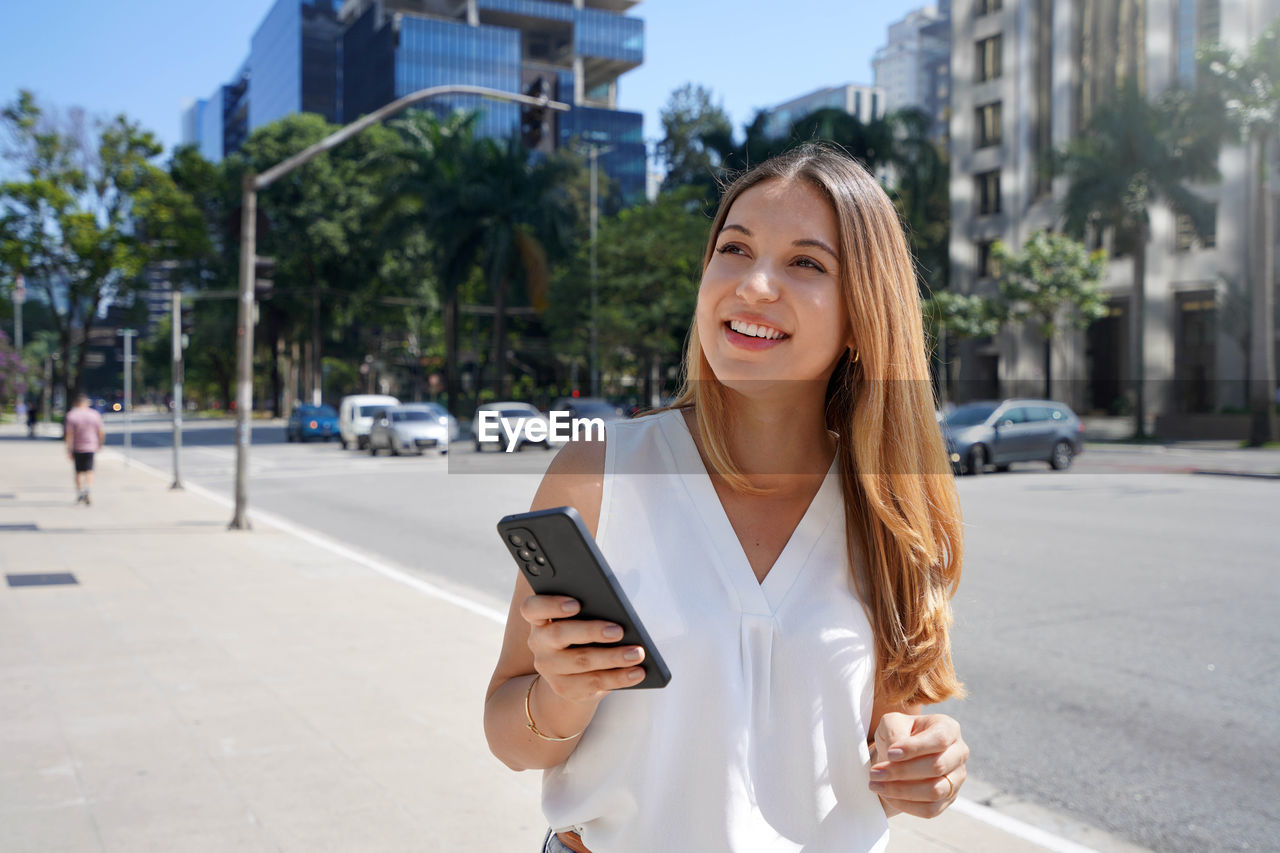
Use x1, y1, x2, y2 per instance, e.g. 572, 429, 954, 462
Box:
548, 186, 708, 403
0, 90, 200, 403
1054, 78, 1226, 435
993, 231, 1108, 398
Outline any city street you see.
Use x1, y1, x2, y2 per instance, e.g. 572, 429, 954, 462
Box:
105, 413, 1279, 853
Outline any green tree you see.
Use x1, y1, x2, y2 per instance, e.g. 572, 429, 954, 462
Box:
658, 84, 733, 197
549, 185, 708, 403
1, 91, 198, 405
922, 290, 1004, 402
1054, 79, 1224, 437
992, 231, 1108, 399
1203, 24, 1280, 444
232, 113, 404, 412
388, 123, 577, 405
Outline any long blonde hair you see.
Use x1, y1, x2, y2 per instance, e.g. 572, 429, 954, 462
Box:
669, 143, 964, 706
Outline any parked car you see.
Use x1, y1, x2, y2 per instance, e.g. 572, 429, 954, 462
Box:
368, 404, 453, 456
338, 394, 400, 450
471, 401, 567, 452
940, 399, 1085, 475
286, 403, 339, 442
550, 396, 627, 422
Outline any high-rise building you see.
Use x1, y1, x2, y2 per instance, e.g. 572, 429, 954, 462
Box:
761, 84, 885, 140
948, 0, 1280, 429
872, 2, 951, 139
182, 0, 646, 204
249, 0, 343, 129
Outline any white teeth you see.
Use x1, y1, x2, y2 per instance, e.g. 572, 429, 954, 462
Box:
730, 320, 784, 340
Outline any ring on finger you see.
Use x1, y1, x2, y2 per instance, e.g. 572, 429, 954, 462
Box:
942, 772, 955, 799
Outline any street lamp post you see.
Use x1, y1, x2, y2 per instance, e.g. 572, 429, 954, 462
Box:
583, 143, 613, 399
228, 84, 569, 530
117, 328, 136, 465
170, 288, 184, 490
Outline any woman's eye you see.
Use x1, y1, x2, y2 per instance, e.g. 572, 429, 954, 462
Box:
795, 257, 825, 272
716, 243, 746, 256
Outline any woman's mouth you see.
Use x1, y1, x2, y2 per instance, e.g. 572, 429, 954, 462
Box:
724, 319, 789, 350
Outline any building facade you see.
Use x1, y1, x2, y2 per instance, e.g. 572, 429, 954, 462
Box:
761, 84, 886, 140
948, 0, 1280, 428
181, 0, 646, 204
872, 1, 952, 139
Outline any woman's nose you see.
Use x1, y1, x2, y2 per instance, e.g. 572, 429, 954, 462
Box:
736, 264, 779, 302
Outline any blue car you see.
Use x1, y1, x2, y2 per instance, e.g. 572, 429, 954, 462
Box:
286, 404, 339, 442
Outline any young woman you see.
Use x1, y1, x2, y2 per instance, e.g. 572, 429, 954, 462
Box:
485, 144, 968, 853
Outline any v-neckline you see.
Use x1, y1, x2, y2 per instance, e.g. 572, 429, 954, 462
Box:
659, 409, 841, 615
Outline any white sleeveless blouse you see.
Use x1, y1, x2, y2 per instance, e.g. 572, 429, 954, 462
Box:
542, 409, 888, 852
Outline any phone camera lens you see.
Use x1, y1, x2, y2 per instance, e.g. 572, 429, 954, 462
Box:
526, 563, 541, 576
527, 541, 538, 551
508, 534, 525, 547
534, 555, 547, 566
518, 549, 532, 561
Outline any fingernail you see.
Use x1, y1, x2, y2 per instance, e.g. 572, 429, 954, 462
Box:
561, 601, 579, 614
869, 769, 887, 780
603, 625, 623, 640
623, 646, 643, 661
628, 669, 643, 680
869, 782, 885, 792
888, 748, 905, 760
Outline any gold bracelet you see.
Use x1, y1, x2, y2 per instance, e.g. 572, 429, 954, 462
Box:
524, 674, 583, 742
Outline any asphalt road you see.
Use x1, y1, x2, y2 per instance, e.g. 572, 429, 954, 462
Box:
108, 414, 1279, 852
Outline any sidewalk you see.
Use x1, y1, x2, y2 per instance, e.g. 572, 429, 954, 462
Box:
0, 430, 1143, 853
1080, 416, 1280, 479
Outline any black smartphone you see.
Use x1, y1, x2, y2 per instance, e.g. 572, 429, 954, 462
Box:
496, 506, 671, 690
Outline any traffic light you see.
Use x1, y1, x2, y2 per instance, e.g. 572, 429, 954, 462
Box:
520, 77, 549, 149
254, 255, 275, 298
180, 303, 194, 348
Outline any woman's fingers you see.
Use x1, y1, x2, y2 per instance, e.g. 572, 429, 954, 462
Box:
875, 712, 963, 761
539, 642, 645, 677
869, 740, 969, 783
870, 712, 968, 818
519, 594, 581, 624
518, 593, 646, 700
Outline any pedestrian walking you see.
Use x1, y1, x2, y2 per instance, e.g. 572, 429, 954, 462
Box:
26, 397, 38, 438
64, 394, 105, 505
484, 145, 969, 852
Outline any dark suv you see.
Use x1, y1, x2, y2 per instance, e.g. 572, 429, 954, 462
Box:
940, 399, 1085, 475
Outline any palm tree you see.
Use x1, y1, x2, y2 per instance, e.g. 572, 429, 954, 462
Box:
1203, 24, 1280, 445
380, 111, 479, 415
1055, 79, 1224, 437
455, 137, 576, 400
384, 115, 577, 406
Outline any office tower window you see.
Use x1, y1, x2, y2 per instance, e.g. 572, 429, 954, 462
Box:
1032, 0, 1053, 197
976, 102, 1002, 147
976, 170, 1001, 216
977, 240, 999, 279
976, 0, 1003, 15
976, 35, 1002, 83
1175, 207, 1216, 251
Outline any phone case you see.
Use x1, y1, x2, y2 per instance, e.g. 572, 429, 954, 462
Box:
497, 506, 671, 690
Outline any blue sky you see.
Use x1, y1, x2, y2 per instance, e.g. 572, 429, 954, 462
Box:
0, 0, 917, 157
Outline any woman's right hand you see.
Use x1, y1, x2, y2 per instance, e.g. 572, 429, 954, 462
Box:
521, 594, 647, 705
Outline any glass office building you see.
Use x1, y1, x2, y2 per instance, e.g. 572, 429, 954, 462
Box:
185, 0, 646, 204
250, 0, 341, 129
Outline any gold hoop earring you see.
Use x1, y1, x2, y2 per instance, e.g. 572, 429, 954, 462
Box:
849, 349, 860, 364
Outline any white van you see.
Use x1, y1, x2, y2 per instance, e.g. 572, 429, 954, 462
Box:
338, 394, 400, 449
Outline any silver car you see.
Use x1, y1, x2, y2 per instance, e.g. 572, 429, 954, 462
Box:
941, 399, 1085, 475
368, 404, 453, 456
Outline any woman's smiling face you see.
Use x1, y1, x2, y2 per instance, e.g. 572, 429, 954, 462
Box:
696, 178, 852, 392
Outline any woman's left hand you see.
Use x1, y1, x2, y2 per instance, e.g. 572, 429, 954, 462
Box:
868, 712, 968, 818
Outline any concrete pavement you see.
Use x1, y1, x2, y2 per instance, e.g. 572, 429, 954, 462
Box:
1, 427, 1147, 852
